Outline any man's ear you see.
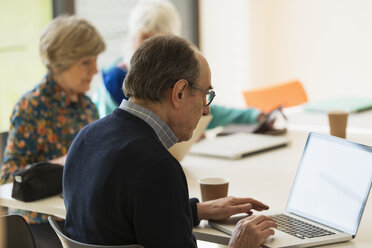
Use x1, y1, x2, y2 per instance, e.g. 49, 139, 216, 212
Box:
170, 79, 188, 108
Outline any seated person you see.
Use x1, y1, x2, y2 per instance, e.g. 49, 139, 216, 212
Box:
92, 0, 264, 129
63, 35, 276, 248
0, 16, 105, 248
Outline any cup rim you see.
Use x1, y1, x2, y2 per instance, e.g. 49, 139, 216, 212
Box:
199, 177, 230, 185
327, 110, 349, 115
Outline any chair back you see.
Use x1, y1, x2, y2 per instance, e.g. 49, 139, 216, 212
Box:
48, 217, 144, 248
0, 131, 9, 165
0, 215, 37, 248
242, 80, 308, 112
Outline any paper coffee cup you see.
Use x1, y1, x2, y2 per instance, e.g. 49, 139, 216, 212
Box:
328, 110, 348, 139
199, 177, 229, 202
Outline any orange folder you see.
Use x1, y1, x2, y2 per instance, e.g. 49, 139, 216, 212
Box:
242, 80, 308, 112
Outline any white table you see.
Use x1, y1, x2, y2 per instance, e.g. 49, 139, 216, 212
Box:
1, 130, 372, 247
283, 106, 372, 134
0, 183, 65, 219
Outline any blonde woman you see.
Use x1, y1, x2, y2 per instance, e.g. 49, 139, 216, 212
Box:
0, 16, 105, 247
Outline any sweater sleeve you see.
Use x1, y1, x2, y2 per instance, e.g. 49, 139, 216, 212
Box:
207, 104, 262, 129
1, 99, 38, 184
133, 160, 197, 248
189, 198, 200, 227
102, 66, 128, 105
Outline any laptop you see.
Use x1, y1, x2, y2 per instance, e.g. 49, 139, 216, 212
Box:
209, 132, 372, 247
168, 115, 212, 162
189, 133, 290, 160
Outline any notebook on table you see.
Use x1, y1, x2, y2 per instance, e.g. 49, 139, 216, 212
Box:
303, 97, 372, 113
189, 133, 290, 160
168, 115, 212, 162
209, 132, 372, 248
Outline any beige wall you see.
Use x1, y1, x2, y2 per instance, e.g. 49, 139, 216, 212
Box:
0, 0, 52, 132
200, 0, 372, 107
199, 0, 250, 107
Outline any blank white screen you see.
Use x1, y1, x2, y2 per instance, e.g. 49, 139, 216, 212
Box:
287, 133, 372, 235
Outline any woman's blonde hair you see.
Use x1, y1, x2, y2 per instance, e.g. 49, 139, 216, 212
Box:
39, 15, 105, 72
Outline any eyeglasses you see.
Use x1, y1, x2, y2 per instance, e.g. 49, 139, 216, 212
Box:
189, 84, 216, 106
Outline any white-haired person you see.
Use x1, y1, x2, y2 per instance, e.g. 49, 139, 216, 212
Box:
0, 16, 105, 247
93, 0, 266, 129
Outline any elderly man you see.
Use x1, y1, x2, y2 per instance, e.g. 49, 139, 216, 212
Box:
63, 35, 276, 248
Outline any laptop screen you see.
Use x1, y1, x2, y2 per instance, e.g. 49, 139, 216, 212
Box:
286, 132, 372, 235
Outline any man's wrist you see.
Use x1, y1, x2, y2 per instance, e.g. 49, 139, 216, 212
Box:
196, 201, 212, 221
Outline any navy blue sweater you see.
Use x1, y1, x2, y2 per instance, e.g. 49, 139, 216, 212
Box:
63, 108, 198, 247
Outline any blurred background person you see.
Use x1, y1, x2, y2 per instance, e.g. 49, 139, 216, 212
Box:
0, 15, 105, 248
92, 0, 266, 130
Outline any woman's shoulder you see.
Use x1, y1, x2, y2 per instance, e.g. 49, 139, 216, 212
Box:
12, 79, 66, 118
14, 81, 46, 110
102, 58, 128, 79
102, 65, 128, 81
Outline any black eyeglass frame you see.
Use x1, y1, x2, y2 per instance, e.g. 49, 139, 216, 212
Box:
189, 84, 216, 106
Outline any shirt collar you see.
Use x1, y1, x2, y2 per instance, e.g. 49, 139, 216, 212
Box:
42, 75, 84, 107
119, 99, 178, 149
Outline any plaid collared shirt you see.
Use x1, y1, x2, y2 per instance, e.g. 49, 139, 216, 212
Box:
119, 99, 178, 149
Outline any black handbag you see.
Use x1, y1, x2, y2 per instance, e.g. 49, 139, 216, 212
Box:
12, 162, 64, 202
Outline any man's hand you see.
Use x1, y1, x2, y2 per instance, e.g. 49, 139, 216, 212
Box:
197, 196, 269, 221
228, 215, 277, 248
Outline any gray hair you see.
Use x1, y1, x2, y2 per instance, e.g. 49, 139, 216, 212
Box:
129, 0, 181, 40
39, 15, 105, 72
124, 35, 200, 101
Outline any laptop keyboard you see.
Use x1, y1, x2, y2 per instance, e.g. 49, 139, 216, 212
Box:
271, 214, 335, 239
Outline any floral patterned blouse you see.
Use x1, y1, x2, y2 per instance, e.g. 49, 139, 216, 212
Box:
0, 76, 98, 223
